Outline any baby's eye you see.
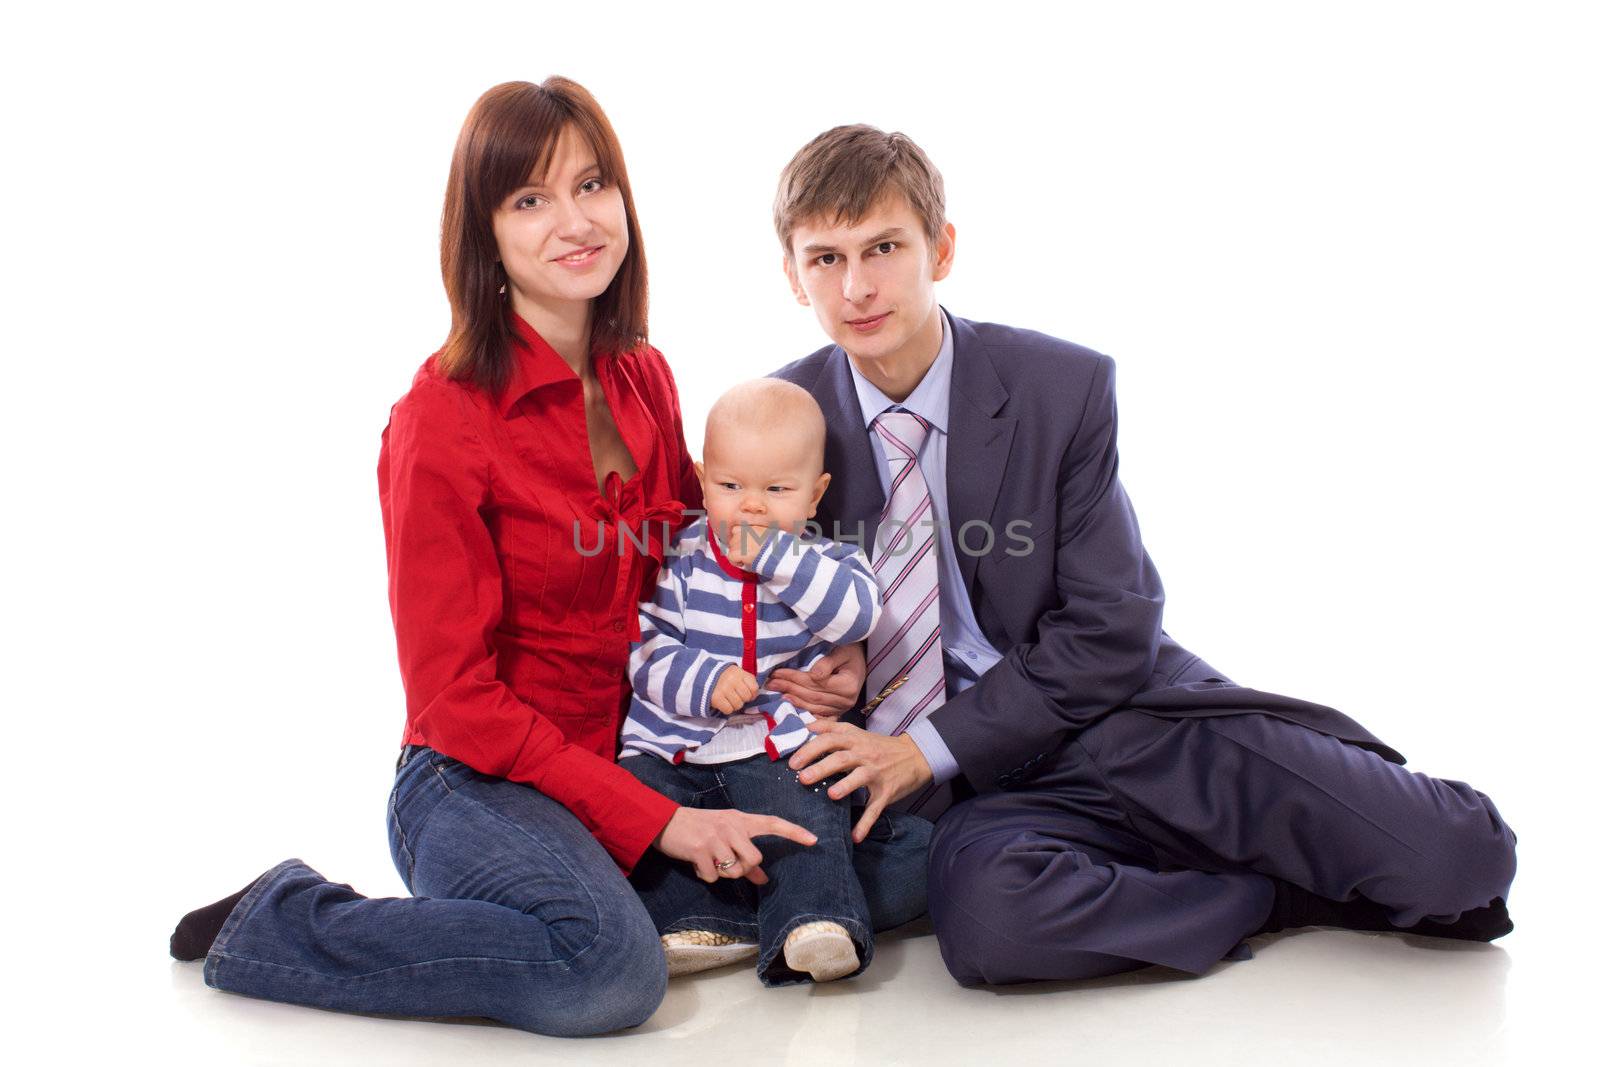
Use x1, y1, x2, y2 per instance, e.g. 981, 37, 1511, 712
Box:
767, 486, 790, 494
718, 481, 740, 491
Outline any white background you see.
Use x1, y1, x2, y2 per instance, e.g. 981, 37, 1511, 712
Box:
4, 1, 1596, 1062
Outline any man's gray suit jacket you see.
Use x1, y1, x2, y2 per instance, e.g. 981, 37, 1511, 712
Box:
772, 310, 1402, 797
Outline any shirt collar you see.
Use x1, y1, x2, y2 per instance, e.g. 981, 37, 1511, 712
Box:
846, 307, 953, 434
497, 311, 584, 417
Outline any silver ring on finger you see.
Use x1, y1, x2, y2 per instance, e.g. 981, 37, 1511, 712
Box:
714, 858, 736, 872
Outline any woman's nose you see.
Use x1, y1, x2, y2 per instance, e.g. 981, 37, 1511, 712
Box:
553, 197, 591, 240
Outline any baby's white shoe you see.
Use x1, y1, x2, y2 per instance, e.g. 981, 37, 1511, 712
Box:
782, 920, 860, 982
661, 929, 758, 977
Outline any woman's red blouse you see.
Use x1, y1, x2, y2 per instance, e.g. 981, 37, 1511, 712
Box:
377, 312, 703, 871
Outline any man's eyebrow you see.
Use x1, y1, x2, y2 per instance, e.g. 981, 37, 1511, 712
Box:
799, 227, 907, 256
859, 226, 906, 247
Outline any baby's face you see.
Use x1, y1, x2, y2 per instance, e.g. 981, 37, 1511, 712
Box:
698, 421, 830, 550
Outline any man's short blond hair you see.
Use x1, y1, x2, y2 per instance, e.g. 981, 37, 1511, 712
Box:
773, 124, 946, 259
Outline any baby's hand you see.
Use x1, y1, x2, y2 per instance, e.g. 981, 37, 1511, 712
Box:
721, 522, 771, 570
711, 666, 760, 715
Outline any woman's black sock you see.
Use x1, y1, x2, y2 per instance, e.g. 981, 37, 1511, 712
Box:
169, 875, 266, 961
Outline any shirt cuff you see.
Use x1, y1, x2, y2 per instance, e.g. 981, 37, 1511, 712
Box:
906, 718, 960, 785
750, 527, 797, 578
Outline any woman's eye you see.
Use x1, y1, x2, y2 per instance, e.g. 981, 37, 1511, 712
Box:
580, 178, 605, 193
516, 195, 545, 210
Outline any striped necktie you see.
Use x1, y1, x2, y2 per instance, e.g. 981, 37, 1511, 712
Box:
864, 409, 952, 817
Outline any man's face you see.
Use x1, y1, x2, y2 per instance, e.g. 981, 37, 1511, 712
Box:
783, 193, 954, 364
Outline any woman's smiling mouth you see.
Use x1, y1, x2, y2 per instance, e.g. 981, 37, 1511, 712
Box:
553, 245, 603, 267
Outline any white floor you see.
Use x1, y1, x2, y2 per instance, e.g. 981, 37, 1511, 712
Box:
144, 914, 1572, 1066
123, 719, 1585, 1066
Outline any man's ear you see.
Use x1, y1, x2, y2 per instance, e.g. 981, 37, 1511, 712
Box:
783, 254, 811, 306
931, 221, 957, 283
807, 471, 832, 517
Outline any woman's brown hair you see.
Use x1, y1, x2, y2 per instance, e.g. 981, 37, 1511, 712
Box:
437, 77, 649, 396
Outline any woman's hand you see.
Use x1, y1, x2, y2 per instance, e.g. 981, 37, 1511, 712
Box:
654, 806, 817, 885
767, 642, 866, 718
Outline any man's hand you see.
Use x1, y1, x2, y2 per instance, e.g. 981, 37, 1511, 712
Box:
788, 719, 933, 843
710, 666, 759, 715
768, 642, 865, 718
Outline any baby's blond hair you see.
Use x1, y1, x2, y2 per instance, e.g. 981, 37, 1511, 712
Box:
704, 379, 827, 471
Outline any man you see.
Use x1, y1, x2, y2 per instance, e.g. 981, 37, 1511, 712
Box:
763, 124, 1517, 984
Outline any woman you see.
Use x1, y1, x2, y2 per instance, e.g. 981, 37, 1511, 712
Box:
168, 78, 929, 1037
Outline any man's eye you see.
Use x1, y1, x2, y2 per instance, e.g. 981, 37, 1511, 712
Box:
816, 253, 837, 267
876, 241, 897, 255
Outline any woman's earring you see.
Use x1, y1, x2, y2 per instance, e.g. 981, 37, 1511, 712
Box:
497, 283, 507, 296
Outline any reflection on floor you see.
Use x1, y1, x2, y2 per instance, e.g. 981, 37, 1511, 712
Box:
159, 919, 1568, 1066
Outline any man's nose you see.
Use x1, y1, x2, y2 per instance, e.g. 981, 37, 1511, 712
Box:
841, 263, 874, 304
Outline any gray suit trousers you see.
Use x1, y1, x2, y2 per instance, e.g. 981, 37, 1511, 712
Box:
927, 710, 1517, 984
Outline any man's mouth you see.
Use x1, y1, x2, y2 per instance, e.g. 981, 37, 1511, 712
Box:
845, 312, 890, 332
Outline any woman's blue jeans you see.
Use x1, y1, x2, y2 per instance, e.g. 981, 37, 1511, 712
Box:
201, 746, 931, 1035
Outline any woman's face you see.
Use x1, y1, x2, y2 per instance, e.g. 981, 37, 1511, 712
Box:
492, 125, 629, 327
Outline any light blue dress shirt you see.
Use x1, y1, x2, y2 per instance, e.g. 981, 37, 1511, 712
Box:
847, 309, 1001, 785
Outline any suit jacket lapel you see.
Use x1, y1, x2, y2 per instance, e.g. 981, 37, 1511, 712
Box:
813, 346, 885, 552
945, 314, 1016, 598
811, 315, 1016, 600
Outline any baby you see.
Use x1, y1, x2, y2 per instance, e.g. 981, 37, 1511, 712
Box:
619, 378, 882, 985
